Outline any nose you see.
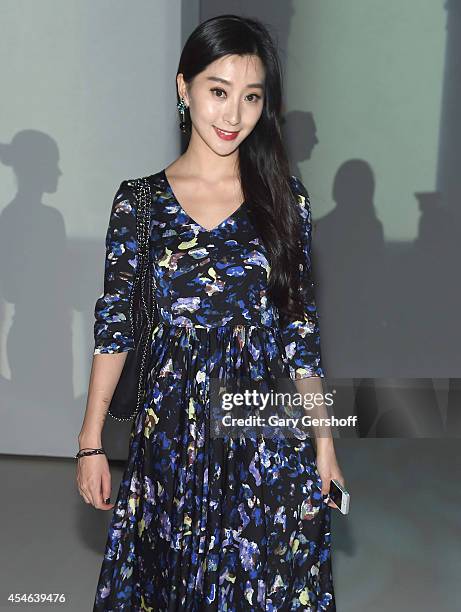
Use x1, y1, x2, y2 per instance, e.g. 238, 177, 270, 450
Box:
223, 97, 241, 127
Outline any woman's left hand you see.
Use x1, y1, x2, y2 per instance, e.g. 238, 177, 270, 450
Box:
315, 440, 345, 510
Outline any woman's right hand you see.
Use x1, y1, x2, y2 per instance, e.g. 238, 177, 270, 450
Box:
76, 453, 115, 511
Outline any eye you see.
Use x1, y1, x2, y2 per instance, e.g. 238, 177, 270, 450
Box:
210, 87, 226, 98
210, 88, 262, 103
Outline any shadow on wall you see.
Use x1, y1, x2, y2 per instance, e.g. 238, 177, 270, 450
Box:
282, 109, 461, 438
0, 130, 132, 456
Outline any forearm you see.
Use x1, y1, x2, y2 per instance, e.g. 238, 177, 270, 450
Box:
292, 375, 335, 448
78, 352, 128, 446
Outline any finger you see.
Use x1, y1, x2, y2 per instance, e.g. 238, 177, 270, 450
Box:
100, 497, 115, 509
321, 477, 331, 497
82, 482, 98, 508
79, 489, 92, 504
91, 483, 111, 510
101, 472, 112, 507
88, 486, 101, 508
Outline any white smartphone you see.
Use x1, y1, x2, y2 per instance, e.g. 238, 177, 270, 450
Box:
328, 479, 350, 514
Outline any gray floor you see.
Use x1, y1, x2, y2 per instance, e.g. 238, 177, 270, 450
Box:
0, 439, 460, 611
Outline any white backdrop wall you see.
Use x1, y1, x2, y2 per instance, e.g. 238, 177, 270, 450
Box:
0, 0, 199, 457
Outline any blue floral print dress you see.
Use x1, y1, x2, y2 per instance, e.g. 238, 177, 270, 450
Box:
92, 169, 335, 611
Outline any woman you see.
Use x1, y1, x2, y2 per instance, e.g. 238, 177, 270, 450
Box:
77, 14, 344, 611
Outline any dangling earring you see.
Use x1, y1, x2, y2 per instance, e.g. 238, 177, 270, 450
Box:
177, 96, 188, 133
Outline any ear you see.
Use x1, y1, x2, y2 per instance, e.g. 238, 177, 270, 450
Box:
176, 73, 189, 106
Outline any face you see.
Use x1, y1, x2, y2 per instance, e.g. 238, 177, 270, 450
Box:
177, 54, 265, 156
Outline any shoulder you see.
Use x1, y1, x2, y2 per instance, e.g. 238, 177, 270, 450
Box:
107, 181, 137, 224
289, 174, 312, 225
289, 174, 310, 204
112, 169, 166, 220
114, 170, 166, 208
114, 167, 164, 199
111, 180, 135, 206
123, 168, 166, 190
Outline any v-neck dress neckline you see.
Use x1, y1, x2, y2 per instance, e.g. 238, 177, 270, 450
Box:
161, 167, 246, 233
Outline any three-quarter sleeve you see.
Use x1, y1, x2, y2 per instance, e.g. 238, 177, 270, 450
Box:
279, 175, 325, 379
93, 180, 138, 354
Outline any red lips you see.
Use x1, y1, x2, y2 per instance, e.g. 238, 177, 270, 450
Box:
214, 126, 239, 141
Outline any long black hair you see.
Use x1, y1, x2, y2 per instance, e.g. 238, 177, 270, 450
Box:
177, 14, 306, 324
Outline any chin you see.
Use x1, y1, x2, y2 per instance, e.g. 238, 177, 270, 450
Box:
207, 137, 240, 155
213, 147, 239, 157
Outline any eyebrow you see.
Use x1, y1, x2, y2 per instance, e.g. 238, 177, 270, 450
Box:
206, 76, 264, 90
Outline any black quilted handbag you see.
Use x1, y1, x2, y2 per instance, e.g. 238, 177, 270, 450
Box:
108, 176, 156, 421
